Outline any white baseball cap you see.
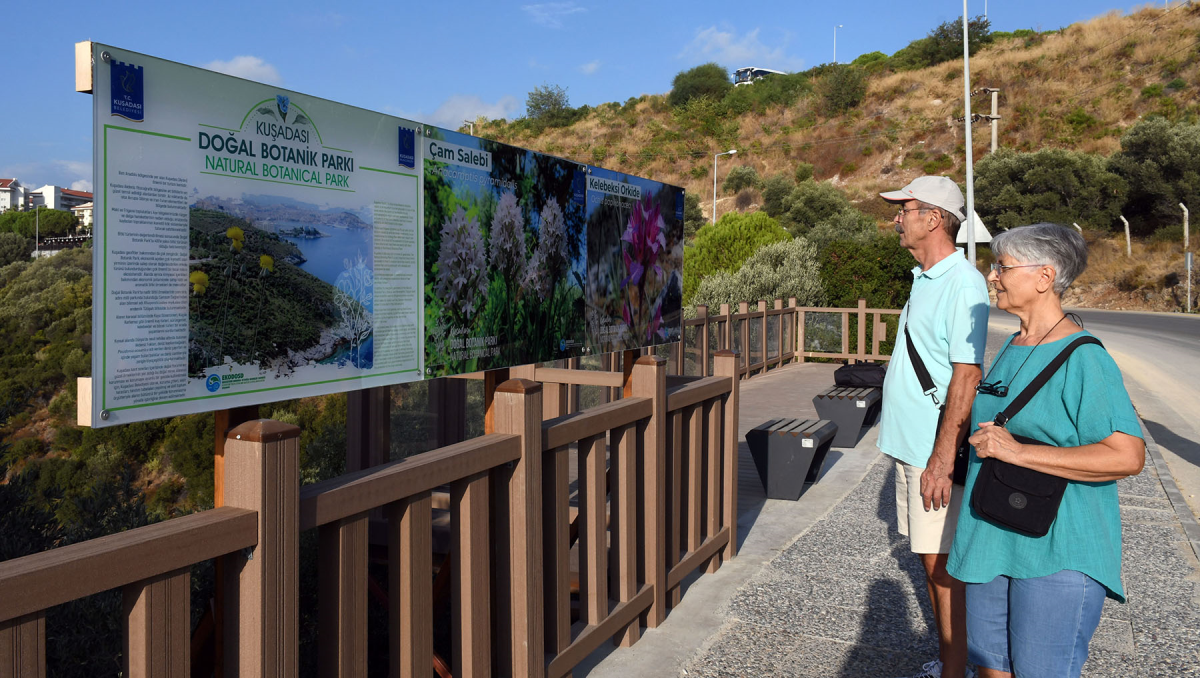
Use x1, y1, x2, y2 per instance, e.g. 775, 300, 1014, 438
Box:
880, 176, 966, 222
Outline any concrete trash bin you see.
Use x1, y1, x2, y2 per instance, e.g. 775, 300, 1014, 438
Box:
745, 419, 838, 500
812, 386, 881, 447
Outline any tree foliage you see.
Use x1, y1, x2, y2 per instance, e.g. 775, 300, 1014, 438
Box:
722, 165, 761, 194
817, 65, 868, 114
0, 208, 78, 239
683, 192, 705, 239
778, 180, 861, 236
0, 233, 33, 267
682, 211, 790, 304
889, 15, 993, 71
526, 83, 574, 126
975, 148, 1128, 232
819, 234, 914, 309
669, 62, 732, 108
761, 174, 794, 217
1107, 117, 1200, 236
692, 237, 825, 311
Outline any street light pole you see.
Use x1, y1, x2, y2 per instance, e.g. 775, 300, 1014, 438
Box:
834, 25, 843, 64
35, 206, 39, 258
962, 0, 977, 264
463, 119, 475, 135
712, 149, 738, 226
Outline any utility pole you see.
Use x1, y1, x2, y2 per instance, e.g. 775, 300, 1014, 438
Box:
1120, 215, 1131, 257
979, 88, 1002, 152
35, 206, 39, 258
834, 25, 843, 64
961, 0, 977, 264
712, 149, 737, 226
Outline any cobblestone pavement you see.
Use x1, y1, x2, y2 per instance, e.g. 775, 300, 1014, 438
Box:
683, 431, 1200, 678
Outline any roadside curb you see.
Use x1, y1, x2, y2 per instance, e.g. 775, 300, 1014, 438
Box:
1140, 418, 1200, 562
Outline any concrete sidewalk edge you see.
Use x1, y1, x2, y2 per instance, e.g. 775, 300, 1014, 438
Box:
1140, 419, 1200, 561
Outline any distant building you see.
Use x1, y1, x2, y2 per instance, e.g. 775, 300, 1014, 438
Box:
29, 185, 93, 211
0, 178, 28, 212
72, 201, 94, 230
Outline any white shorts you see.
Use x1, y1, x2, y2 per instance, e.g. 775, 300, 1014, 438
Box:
895, 459, 963, 554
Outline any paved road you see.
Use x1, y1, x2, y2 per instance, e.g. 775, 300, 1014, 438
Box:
988, 307, 1200, 522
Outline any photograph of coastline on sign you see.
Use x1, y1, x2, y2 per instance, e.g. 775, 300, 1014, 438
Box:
186, 193, 375, 381
422, 127, 588, 377
584, 167, 684, 354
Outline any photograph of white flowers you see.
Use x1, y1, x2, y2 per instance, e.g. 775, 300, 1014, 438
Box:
423, 128, 588, 377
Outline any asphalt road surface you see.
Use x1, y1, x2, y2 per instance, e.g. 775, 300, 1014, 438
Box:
987, 306, 1200, 521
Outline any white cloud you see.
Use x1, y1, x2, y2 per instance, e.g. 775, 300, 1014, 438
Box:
202, 56, 283, 85
0, 159, 92, 192
579, 60, 601, 75
391, 95, 522, 129
70, 180, 93, 192
522, 2, 586, 29
679, 27, 804, 72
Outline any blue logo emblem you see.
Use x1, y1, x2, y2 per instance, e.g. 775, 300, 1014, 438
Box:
676, 190, 686, 222
572, 170, 586, 206
276, 95, 289, 122
398, 127, 415, 168
110, 61, 144, 122
206, 374, 221, 392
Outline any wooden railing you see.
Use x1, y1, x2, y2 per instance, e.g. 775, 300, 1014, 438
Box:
679, 298, 901, 379
0, 352, 741, 678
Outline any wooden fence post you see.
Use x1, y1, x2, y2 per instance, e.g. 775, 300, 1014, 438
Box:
492, 379, 545, 678
695, 305, 708, 377
774, 299, 783, 368
714, 351, 740, 560
318, 513, 368, 678
0, 612, 45, 678
857, 299, 867, 362
788, 299, 797, 365
632, 356, 667, 627
124, 568, 190, 678
737, 302, 749, 378
758, 301, 768, 375
223, 420, 300, 678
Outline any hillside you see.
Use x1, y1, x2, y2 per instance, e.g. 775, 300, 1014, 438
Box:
478, 5, 1199, 223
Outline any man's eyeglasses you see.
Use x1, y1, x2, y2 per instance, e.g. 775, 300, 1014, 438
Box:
989, 263, 1045, 274
896, 206, 929, 218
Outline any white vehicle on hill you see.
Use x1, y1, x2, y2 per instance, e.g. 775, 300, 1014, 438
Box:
734, 66, 787, 86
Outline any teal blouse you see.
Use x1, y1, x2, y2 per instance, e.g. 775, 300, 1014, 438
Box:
946, 330, 1143, 602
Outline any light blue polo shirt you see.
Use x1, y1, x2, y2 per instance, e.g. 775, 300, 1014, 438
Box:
878, 249, 989, 468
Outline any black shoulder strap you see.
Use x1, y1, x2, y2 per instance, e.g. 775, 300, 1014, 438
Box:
994, 335, 1103, 427
904, 322, 939, 405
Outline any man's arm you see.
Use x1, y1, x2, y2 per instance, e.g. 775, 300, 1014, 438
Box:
919, 362, 981, 511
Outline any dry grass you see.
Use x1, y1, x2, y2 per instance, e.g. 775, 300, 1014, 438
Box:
482, 3, 1200, 220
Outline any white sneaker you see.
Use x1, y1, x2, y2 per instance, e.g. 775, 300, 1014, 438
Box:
894, 661, 978, 678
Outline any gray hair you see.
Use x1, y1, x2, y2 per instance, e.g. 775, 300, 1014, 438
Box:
917, 201, 961, 242
990, 223, 1088, 296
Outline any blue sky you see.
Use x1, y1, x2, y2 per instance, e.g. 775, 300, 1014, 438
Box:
0, 0, 1145, 192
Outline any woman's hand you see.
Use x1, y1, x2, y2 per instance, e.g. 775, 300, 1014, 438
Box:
969, 422, 1024, 464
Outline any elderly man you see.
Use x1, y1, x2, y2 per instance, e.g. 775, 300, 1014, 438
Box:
879, 176, 989, 678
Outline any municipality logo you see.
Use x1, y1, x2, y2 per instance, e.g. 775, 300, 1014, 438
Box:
110, 60, 144, 122
398, 126, 416, 168
205, 374, 221, 393
276, 95, 290, 122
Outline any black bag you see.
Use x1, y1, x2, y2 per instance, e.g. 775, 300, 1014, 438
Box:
834, 360, 886, 388
969, 335, 1103, 537
903, 323, 970, 485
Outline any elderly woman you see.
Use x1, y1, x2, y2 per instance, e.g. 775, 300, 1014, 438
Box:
946, 223, 1145, 678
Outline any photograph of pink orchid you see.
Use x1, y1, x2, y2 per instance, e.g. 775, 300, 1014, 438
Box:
621, 197, 668, 345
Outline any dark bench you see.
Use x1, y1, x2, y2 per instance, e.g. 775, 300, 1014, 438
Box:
812, 386, 882, 447
746, 419, 838, 500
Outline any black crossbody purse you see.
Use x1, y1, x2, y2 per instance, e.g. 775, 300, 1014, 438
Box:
969, 335, 1103, 537
903, 323, 971, 485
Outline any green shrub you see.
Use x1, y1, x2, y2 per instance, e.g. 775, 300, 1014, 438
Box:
975, 148, 1127, 231
1107, 118, 1200, 235
888, 15, 993, 71
921, 153, 954, 174
794, 162, 815, 183
817, 65, 867, 114
682, 211, 791, 304
525, 83, 578, 127
1167, 78, 1187, 91
721, 73, 812, 114
683, 193, 705, 240
692, 238, 826, 311
1141, 84, 1165, 99
0, 233, 32, 268
670, 63, 732, 108
819, 234, 913, 309
778, 180, 859, 236
1065, 108, 1099, 134
722, 165, 761, 194
761, 174, 795, 217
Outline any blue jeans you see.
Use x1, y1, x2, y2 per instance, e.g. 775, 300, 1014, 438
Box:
965, 570, 1106, 677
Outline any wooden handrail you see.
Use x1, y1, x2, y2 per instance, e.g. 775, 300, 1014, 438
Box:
532, 367, 625, 388
540, 397, 651, 452
666, 376, 732, 413
299, 433, 520, 531
0, 507, 257, 624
